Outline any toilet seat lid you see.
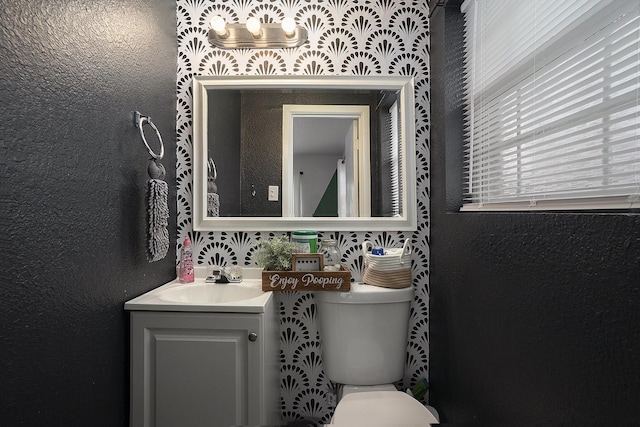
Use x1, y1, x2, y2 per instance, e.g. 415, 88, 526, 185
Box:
332, 391, 439, 426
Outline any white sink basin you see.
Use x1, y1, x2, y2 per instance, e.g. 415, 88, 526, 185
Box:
124, 267, 272, 313
157, 283, 264, 304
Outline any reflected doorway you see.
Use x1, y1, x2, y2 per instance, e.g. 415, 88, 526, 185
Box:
282, 105, 370, 217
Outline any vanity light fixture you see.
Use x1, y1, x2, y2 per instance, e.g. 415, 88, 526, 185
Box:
281, 17, 296, 37
245, 17, 262, 38
208, 15, 308, 49
210, 15, 228, 38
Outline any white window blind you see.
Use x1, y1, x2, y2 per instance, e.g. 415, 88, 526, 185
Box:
380, 100, 402, 217
388, 100, 401, 216
461, 0, 640, 210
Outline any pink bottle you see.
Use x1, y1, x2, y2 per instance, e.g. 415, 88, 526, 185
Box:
179, 236, 194, 283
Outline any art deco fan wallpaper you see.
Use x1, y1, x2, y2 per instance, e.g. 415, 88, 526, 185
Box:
175, 1, 429, 423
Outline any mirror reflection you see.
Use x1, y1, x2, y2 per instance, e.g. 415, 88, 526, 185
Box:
290, 113, 366, 218
284, 104, 372, 218
192, 76, 416, 231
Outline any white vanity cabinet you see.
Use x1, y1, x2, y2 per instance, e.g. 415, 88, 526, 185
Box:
129, 308, 280, 427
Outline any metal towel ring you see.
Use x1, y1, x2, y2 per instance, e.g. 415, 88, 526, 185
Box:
208, 158, 217, 181
134, 111, 164, 159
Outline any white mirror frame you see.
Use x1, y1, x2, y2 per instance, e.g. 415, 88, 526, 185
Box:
192, 75, 417, 231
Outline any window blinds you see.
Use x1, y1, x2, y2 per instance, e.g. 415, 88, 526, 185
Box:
380, 100, 402, 217
389, 101, 401, 216
461, 0, 640, 210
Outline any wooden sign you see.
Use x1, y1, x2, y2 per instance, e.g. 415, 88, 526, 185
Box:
262, 265, 351, 292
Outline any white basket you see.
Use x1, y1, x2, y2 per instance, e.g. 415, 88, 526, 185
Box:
362, 239, 412, 271
362, 239, 412, 288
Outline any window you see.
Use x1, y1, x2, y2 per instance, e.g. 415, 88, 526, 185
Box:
462, 0, 640, 210
383, 100, 402, 217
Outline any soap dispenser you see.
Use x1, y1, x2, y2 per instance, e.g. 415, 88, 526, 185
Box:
179, 236, 194, 283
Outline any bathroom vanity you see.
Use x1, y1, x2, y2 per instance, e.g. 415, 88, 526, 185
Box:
125, 268, 280, 427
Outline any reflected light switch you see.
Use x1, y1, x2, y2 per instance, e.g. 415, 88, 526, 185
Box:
268, 185, 279, 201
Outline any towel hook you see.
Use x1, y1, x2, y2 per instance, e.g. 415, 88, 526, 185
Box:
134, 111, 164, 159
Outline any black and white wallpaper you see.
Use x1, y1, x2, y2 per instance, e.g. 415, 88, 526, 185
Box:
175, 0, 429, 424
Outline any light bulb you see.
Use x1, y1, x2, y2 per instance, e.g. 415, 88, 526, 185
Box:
210, 15, 228, 37
281, 17, 296, 37
246, 17, 262, 37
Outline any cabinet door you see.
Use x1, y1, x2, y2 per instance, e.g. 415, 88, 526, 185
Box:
130, 312, 262, 427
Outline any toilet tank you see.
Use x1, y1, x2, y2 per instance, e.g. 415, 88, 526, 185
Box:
315, 283, 414, 386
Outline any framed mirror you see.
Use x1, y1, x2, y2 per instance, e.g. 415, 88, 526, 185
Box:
192, 75, 416, 231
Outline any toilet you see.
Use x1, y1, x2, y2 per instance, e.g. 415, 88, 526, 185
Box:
315, 282, 439, 425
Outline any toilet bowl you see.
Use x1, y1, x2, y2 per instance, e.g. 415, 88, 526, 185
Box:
332, 389, 439, 426
315, 283, 439, 425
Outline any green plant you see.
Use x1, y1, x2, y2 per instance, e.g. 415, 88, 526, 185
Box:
252, 237, 298, 271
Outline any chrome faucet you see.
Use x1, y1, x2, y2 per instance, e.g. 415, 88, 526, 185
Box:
205, 267, 223, 283
205, 266, 242, 284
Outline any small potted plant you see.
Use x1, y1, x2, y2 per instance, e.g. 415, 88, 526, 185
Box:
252, 236, 298, 271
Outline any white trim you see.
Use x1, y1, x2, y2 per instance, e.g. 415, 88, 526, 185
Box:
460, 196, 640, 211
191, 75, 417, 231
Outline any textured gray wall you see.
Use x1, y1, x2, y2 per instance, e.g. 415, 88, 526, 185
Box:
429, 4, 640, 424
0, 1, 177, 425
